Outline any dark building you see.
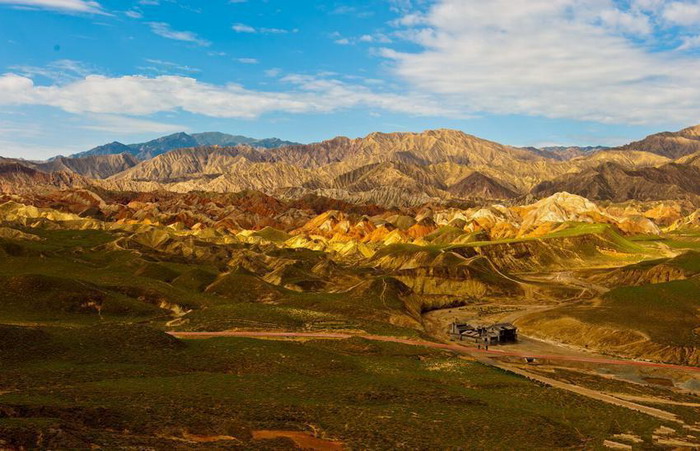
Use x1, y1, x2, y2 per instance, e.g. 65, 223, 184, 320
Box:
449, 321, 518, 345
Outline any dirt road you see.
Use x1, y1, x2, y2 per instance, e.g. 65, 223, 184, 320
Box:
168, 329, 700, 437
498, 364, 683, 423
168, 330, 700, 373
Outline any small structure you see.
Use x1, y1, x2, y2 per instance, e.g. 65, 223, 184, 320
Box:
449, 321, 517, 345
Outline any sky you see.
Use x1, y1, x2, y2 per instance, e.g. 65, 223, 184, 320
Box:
1, 0, 700, 159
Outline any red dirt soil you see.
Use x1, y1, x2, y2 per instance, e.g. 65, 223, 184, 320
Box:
252, 430, 344, 450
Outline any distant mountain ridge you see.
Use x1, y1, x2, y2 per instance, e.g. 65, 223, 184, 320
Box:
103, 128, 686, 206
71, 132, 300, 160
534, 146, 608, 161
3, 124, 700, 207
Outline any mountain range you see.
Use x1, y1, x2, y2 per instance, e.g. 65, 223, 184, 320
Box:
531, 145, 608, 160
2, 125, 700, 207
3, 125, 700, 449
70, 131, 300, 160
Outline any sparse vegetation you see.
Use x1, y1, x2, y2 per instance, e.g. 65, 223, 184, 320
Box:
0, 191, 698, 448
0, 328, 667, 449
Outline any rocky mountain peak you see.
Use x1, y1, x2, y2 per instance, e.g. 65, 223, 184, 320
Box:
679, 124, 700, 138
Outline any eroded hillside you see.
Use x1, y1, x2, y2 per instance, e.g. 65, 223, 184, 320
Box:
6, 126, 700, 207
0, 188, 697, 368
2, 126, 700, 448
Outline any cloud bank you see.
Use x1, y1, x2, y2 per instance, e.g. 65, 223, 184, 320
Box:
384, 0, 700, 125
0, 0, 104, 13
0, 73, 451, 119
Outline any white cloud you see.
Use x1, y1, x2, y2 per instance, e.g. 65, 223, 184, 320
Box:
359, 34, 392, 43
632, 0, 666, 12
391, 12, 426, 27
9, 59, 97, 83
330, 5, 373, 18
232, 23, 256, 33
148, 22, 210, 46
0, 0, 104, 13
140, 59, 200, 75
0, 73, 452, 119
232, 23, 295, 34
125, 9, 142, 18
384, 0, 700, 125
236, 58, 259, 64
679, 34, 700, 48
0, 74, 37, 105
388, 0, 414, 13
333, 33, 392, 45
81, 115, 187, 134
600, 8, 652, 34
0, 121, 43, 138
663, 1, 700, 25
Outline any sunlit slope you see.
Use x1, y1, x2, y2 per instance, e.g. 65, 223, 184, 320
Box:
517, 252, 700, 365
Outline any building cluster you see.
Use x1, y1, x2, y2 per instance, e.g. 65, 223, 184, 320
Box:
449, 321, 518, 345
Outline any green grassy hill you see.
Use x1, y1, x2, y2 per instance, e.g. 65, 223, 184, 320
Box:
0, 325, 667, 449
518, 273, 700, 365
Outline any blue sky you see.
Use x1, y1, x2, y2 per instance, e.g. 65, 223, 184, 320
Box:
1, 0, 700, 159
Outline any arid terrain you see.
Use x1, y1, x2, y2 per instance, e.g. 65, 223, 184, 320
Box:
1, 126, 699, 449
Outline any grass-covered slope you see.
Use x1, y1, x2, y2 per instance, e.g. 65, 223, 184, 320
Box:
589, 278, 700, 348
0, 325, 667, 449
0, 195, 697, 448
518, 251, 700, 365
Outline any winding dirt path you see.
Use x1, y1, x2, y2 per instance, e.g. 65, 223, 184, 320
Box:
523, 270, 610, 296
